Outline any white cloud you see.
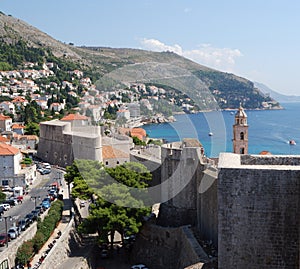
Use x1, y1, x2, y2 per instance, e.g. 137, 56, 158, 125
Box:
140, 38, 243, 73
140, 38, 183, 55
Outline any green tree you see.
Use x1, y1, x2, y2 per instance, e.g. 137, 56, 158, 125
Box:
0, 190, 6, 203
66, 160, 152, 249
132, 136, 146, 146
25, 122, 40, 136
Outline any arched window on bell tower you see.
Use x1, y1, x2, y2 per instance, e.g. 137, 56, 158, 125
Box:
240, 132, 244, 140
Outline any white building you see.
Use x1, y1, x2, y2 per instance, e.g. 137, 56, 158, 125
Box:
0, 143, 22, 186
0, 114, 12, 132
0, 101, 15, 115
117, 109, 130, 120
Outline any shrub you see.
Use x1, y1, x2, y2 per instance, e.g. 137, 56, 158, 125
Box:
16, 240, 34, 266
15, 200, 64, 265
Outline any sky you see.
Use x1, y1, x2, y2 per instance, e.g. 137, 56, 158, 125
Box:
1, 0, 300, 95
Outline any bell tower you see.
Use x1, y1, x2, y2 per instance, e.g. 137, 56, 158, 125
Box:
233, 105, 248, 154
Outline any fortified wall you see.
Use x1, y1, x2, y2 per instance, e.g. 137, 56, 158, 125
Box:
37, 120, 102, 167
131, 223, 210, 269
218, 153, 300, 269
157, 139, 218, 247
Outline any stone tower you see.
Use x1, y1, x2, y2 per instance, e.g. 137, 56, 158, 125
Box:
233, 105, 248, 154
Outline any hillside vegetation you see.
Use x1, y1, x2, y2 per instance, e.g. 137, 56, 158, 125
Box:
0, 11, 281, 110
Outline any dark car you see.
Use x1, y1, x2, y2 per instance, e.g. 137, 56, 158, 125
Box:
0, 206, 4, 216
17, 219, 27, 231
31, 210, 39, 221
25, 213, 34, 224
0, 233, 10, 246
4, 199, 17, 206
35, 205, 43, 215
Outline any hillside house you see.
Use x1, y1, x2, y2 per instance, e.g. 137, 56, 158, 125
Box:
0, 114, 12, 132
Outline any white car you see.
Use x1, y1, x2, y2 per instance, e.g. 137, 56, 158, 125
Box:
0, 203, 10, 211
43, 163, 51, 169
8, 227, 19, 239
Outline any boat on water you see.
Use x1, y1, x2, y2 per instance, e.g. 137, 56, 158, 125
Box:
289, 140, 296, 145
208, 132, 213, 136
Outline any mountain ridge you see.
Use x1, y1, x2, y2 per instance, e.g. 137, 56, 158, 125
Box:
0, 11, 283, 110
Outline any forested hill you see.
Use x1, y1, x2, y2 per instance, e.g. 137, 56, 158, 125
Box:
0, 11, 282, 110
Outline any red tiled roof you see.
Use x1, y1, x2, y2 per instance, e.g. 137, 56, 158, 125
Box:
12, 124, 25, 129
12, 96, 27, 103
20, 135, 38, 141
102, 145, 129, 159
0, 114, 11, 121
130, 128, 146, 140
0, 143, 19, 155
259, 151, 272, 155
0, 136, 9, 142
61, 113, 88, 121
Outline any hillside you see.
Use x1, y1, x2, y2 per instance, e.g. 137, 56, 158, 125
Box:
254, 82, 300, 103
0, 11, 281, 110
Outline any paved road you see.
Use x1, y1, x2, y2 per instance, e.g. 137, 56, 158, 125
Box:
0, 168, 63, 246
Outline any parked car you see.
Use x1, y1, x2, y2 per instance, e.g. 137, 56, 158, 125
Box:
5, 199, 17, 206
25, 213, 34, 224
35, 205, 43, 215
0, 233, 10, 246
8, 227, 19, 239
43, 197, 51, 203
0, 206, 4, 216
42, 200, 51, 209
17, 219, 27, 231
1, 186, 13, 192
40, 169, 51, 175
16, 196, 23, 203
0, 203, 10, 211
31, 210, 39, 221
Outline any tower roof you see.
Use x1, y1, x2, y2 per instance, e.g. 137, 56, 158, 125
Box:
235, 105, 247, 118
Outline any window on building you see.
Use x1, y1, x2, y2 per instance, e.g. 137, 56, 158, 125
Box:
116, 161, 119, 164
240, 148, 245, 154
105, 161, 108, 166
240, 132, 244, 140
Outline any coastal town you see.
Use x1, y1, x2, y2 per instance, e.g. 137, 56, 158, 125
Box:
0, 10, 299, 269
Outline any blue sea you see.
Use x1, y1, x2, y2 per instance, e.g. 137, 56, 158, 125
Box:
143, 102, 300, 157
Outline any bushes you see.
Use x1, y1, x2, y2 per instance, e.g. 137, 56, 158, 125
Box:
16, 200, 64, 266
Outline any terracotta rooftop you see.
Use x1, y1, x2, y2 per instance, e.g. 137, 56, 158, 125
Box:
102, 145, 129, 159
130, 128, 146, 136
12, 124, 25, 129
61, 113, 88, 121
0, 143, 19, 155
12, 96, 27, 103
0, 114, 11, 121
0, 136, 9, 143
259, 150, 272, 155
130, 128, 147, 140
20, 135, 39, 141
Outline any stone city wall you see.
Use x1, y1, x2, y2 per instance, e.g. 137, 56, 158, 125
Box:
218, 168, 300, 269
131, 223, 209, 269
